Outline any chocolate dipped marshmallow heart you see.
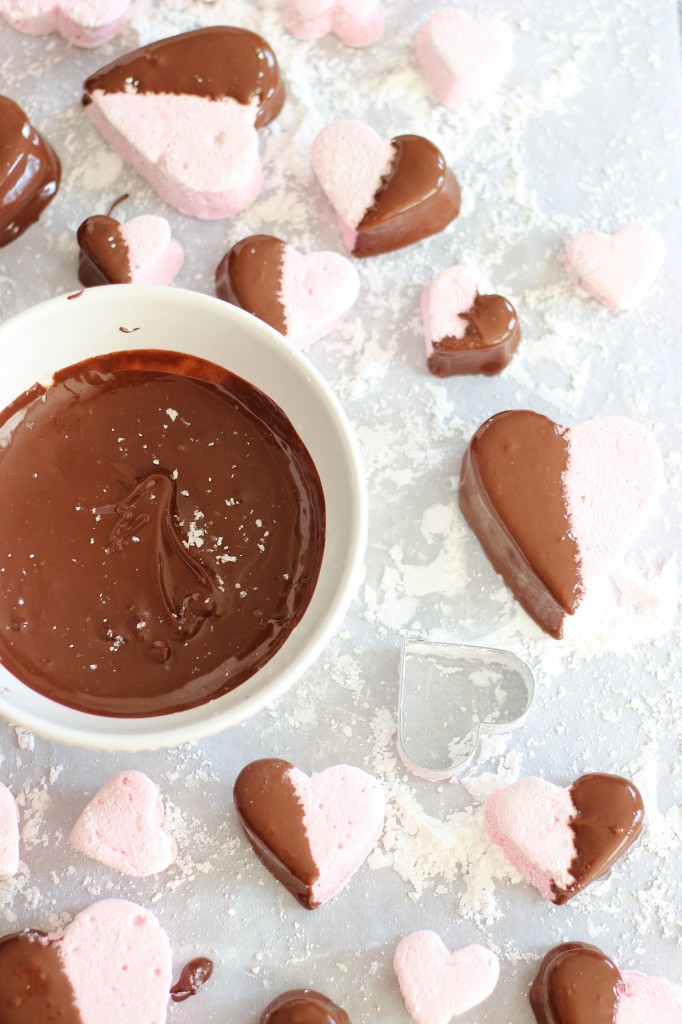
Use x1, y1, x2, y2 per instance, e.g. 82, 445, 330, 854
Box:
0, 0, 130, 47
0, 899, 172, 1023
312, 120, 461, 257
77, 214, 184, 287
216, 234, 359, 349
459, 410, 663, 637
564, 224, 666, 312
260, 989, 350, 1024
233, 758, 385, 909
421, 266, 520, 376
82, 28, 284, 219
530, 943, 682, 1024
394, 931, 499, 1024
485, 773, 644, 903
0, 96, 60, 248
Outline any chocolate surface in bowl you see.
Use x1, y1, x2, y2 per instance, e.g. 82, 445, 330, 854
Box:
0, 349, 325, 717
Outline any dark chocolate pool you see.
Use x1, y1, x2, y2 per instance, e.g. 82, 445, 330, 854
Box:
0, 350, 325, 717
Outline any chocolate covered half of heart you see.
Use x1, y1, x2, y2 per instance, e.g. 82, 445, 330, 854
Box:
458, 410, 663, 637
0, 95, 60, 248
529, 943, 682, 1024
82, 28, 284, 218
421, 266, 520, 375
312, 120, 461, 257
260, 989, 351, 1024
233, 758, 385, 909
485, 773, 644, 904
77, 213, 184, 287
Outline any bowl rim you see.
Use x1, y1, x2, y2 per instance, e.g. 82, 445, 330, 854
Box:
0, 286, 368, 750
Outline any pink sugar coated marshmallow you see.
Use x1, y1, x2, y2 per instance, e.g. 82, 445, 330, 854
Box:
0, 782, 19, 878
564, 417, 664, 591
484, 778, 577, 901
312, 120, 395, 252
0, 0, 130, 47
284, 0, 384, 47
414, 8, 515, 108
394, 931, 499, 1024
563, 224, 666, 311
85, 94, 265, 220
120, 216, 184, 285
70, 770, 176, 877
616, 971, 682, 1023
280, 245, 360, 348
421, 266, 478, 355
290, 764, 385, 905
55, 899, 172, 1024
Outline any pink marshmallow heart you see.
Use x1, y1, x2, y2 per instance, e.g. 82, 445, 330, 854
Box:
284, 0, 384, 47
70, 770, 176, 877
77, 214, 184, 288
563, 224, 666, 311
414, 9, 515, 107
57, 899, 172, 1023
0, 0, 130, 47
394, 931, 499, 1024
616, 971, 682, 1023
0, 782, 19, 878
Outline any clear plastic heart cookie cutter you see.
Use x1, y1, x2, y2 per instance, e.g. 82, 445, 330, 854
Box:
397, 638, 535, 783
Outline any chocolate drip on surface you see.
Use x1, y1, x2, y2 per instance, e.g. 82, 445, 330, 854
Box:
428, 293, 521, 377
216, 235, 287, 334
552, 773, 644, 904
170, 957, 213, 1002
233, 759, 320, 909
260, 989, 351, 1024
0, 931, 82, 1023
77, 216, 131, 287
0, 350, 325, 717
529, 942, 622, 1024
83, 27, 285, 129
354, 135, 460, 257
458, 410, 582, 638
0, 96, 61, 249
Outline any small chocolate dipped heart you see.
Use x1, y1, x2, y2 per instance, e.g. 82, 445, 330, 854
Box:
0, 96, 60, 248
82, 28, 285, 219
459, 410, 663, 637
215, 234, 359, 348
421, 266, 520, 376
530, 943, 622, 1024
485, 773, 644, 904
260, 989, 350, 1024
233, 758, 385, 909
312, 120, 460, 257
77, 214, 184, 287
0, 900, 172, 1024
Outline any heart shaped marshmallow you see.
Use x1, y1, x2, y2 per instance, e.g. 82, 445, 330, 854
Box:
530, 943, 682, 1024
0, 0, 129, 46
83, 28, 284, 219
312, 120, 461, 257
485, 774, 644, 903
283, 0, 384, 47
563, 224, 666, 311
394, 931, 499, 1024
233, 758, 385, 909
0, 783, 19, 878
414, 9, 515, 107
0, 96, 60, 248
0, 899, 172, 1023
77, 215, 184, 287
216, 234, 360, 349
459, 410, 663, 637
260, 990, 351, 1024
421, 266, 520, 376
70, 770, 177, 877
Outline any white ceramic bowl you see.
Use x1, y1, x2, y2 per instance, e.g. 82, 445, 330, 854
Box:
0, 286, 367, 750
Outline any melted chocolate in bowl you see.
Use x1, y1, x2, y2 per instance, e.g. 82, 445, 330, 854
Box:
0, 350, 325, 717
